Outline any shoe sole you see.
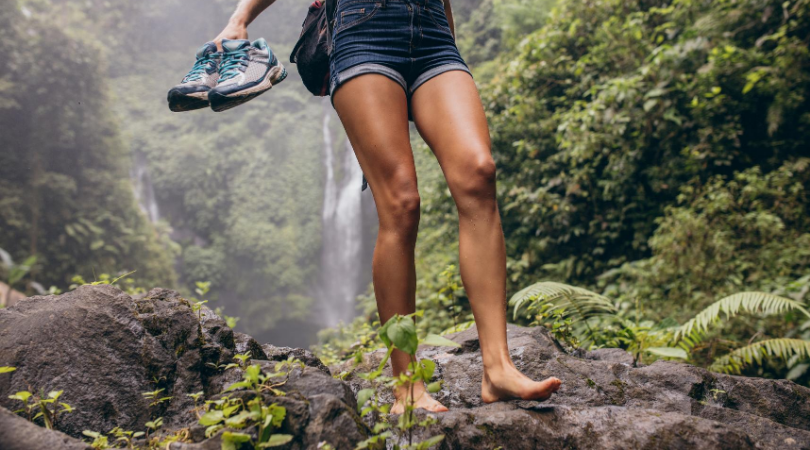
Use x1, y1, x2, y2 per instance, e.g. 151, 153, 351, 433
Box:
209, 63, 287, 112
167, 88, 210, 112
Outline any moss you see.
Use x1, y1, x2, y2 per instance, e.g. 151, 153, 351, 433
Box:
609, 379, 627, 405
476, 423, 496, 438
586, 378, 596, 388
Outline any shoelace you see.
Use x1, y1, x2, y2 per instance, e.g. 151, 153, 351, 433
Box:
218, 48, 251, 82
183, 54, 217, 82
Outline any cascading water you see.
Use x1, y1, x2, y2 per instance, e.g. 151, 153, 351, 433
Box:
316, 99, 372, 328
131, 151, 160, 223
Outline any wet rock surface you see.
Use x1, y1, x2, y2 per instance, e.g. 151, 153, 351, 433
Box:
333, 324, 810, 449
1, 286, 809, 449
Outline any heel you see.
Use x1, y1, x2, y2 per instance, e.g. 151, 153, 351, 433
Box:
275, 67, 288, 85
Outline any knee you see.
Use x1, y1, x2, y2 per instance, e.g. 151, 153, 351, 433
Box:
452, 154, 497, 202
379, 181, 421, 237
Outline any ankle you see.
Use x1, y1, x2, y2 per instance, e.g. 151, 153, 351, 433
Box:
394, 381, 426, 399
482, 355, 517, 376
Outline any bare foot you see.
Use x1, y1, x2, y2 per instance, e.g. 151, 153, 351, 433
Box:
390, 382, 449, 414
481, 364, 562, 403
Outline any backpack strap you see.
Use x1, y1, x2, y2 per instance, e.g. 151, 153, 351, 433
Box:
326, 0, 336, 53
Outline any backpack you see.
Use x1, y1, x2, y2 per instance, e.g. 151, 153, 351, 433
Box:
290, 0, 369, 191
289, 0, 335, 97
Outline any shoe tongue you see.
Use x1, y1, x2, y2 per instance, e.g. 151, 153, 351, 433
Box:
221, 39, 251, 53
196, 42, 218, 59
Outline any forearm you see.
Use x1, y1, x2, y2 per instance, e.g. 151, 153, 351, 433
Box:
228, 0, 278, 28
443, 0, 455, 38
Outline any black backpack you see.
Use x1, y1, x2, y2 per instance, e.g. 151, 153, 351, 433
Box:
290, 0, 369, 191
289, 0, 336, 97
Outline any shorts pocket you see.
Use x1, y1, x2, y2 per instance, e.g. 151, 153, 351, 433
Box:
425, 1, 452, 35
335, 2, 381, 34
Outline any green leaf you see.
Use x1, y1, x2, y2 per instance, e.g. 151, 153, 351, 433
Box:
710, 339, 810, 374
222, 431, 252, 450
676, 292, 810, 344
426, 381, 442, 393
223, 404, 240, 418
9, 391, 32, 403
787, 363, 809, 381
224, 381, 252, 392
259, 434, 294, 447
378, 317, 394, 348
198, 410, 224, 426
417, 359, 436, 380
646, 347, 688, 359
356, 388, 375, 412
225, 411, 252, 428
415, 434, 445, 449
245, 364, 262, 384
422, 334, 461, 348
388, 317, 418, 355
509, 282, 616, 321
0, 367, 16, 374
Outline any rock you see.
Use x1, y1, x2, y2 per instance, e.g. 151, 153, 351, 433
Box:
3, 285, 809, 449
0, 406, 91, 450
334, 324, 810, 449
261, 344, 331, 375
0, 285, 363, 450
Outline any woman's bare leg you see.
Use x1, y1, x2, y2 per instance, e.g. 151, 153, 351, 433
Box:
410, 71, 562, 403
332, 74, 447, 413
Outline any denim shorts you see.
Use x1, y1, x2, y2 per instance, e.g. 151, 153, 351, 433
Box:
328, 0, 472, 110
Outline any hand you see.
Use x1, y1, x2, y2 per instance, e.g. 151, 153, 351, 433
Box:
213, 22, 248, 51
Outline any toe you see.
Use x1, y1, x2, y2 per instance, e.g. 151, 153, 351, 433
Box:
429, 402, 449, 412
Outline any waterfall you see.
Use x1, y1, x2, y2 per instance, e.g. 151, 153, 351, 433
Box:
131, 151, 160, 223
316, 99, 370, 328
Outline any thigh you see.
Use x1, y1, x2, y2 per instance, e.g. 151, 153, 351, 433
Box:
410, 70, 493, 190
332, 73, 416, 206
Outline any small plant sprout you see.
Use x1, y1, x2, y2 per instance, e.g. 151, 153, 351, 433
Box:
188, 391, 204, 418
82, 430, 111, 449
233, 351, 252, 368
355, 312, 461, 449
214, 307, 240, 329
108, 426, 145, 449
9, 389, 73, 430
195, 281, 211, 297
0, 366, 16, 374
186, 281, 212, 320
142, 388, 172, 408
145, 416, 163, 439
205, 351, 250, 373
201, 396, 292, 449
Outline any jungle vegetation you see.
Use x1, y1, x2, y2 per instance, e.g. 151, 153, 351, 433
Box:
0, 0, 808, 385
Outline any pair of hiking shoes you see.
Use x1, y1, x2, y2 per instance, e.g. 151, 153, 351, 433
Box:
167, 38, 287, 113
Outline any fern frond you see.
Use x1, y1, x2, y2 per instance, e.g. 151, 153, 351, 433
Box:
509, 281, 617, 321
709, 338, 810, 374
676, 292, 810, 342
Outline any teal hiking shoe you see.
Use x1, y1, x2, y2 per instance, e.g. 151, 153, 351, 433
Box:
208, 38, 287, 112
167, 42, 221, 112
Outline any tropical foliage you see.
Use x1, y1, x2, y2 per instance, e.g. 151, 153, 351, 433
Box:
509, 281, 810, 378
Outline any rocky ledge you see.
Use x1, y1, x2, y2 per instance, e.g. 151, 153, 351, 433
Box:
0, 285, 808, 449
